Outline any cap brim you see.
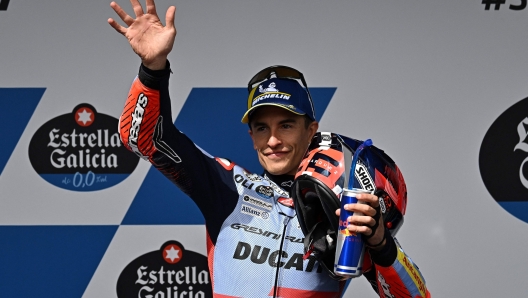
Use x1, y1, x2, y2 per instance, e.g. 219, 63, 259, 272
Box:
241, 103, 306, 124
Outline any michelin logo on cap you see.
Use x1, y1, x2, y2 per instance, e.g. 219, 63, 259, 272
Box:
252, 82, 291, 106
259, 82, 279, 93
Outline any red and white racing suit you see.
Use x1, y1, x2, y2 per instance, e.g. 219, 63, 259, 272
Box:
118, 62, 431, 298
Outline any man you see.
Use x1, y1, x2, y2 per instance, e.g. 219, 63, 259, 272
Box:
109, 0, 429, 297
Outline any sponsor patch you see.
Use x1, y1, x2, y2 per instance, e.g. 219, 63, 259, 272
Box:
379, 196, 387, 213
278, 197, 294, 209
243, 170, 263, 182
263, 177, 289, 197
234, 174, 256, 191
243, 195, 273, 211
255, 185, 274, 199
241, 204, 269, 220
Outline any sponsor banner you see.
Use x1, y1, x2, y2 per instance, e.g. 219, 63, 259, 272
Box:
479, 96, 528, 223
84, 226, 208, 297
28, 103, 139, 191
117, 240, 212, 298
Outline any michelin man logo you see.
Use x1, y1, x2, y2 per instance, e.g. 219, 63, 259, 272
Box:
259, 82, 279, 93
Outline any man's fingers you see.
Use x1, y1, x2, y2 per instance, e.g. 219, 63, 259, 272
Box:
129, 0, 145, 17
165, 6, 176, 30
146, 0, 158, 16
347, 214, 375, 227
356, 193, 380, 207
110, 1, 135, 26
107, 18, 127, 35
344, 202, 377, 217
347, 224, 371, 235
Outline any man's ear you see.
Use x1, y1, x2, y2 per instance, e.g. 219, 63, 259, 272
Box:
308, 121, 319, 139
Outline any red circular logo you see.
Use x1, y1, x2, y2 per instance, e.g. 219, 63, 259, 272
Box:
162, 244, 183, 264
75, 107, 94, 127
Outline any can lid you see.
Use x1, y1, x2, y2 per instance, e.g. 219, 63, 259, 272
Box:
342, 188, 373, 197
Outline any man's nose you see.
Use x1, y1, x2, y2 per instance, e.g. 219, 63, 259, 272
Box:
267, 134, 282, 148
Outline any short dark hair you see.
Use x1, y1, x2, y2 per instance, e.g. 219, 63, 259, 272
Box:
302, 115, 315, 128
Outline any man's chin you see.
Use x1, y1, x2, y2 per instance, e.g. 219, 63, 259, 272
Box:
263, 163, 283, 175
265, 163, 294, 176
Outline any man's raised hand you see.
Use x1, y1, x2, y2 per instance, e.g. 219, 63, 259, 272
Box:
108, 0, 176, 70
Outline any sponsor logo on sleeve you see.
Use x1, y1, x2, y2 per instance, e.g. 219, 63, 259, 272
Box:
128, 93, 149, 160
377, 272, 395, 298
28, 103, 139, 192
117, 240, 211, 298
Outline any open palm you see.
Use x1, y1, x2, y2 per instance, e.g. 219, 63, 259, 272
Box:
108, 0, 176, 70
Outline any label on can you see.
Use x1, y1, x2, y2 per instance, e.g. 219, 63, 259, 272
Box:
334, 188, 371, 277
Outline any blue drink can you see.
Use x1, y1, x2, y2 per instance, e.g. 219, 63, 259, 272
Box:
334, 188, 371, 277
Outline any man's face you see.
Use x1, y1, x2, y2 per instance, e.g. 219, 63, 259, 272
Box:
249, 106, 318, 175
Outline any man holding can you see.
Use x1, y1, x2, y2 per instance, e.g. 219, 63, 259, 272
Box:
108, 0, 430, 297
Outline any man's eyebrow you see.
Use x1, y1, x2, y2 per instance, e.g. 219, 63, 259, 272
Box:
278, 118, 297, 125
252, 118, 298, 127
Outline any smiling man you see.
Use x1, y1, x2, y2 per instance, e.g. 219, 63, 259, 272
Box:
109, 0, 429, 297
245, 89, 319, 176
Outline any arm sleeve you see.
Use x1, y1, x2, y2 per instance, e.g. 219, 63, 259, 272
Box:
362, 236, 430, 298
118, 61, 239, 241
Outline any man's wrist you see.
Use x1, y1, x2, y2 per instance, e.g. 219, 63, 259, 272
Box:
139, 60, 171, 90
143, 57, 169, 71
366, 237, 387, 251
367, 230, 397, 267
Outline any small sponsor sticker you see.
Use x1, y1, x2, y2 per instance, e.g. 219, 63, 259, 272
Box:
241, 204, 269, 220
243, 195, 273, 210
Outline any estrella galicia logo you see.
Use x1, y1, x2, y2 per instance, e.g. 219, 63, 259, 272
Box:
0, 0, 10, 11
117, 240, 212, 298
479, 96, 528, 223
255, 185, 273, 199
28, 103, 139, 191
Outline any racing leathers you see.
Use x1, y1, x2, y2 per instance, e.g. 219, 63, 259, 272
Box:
118, 62, 430, 298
